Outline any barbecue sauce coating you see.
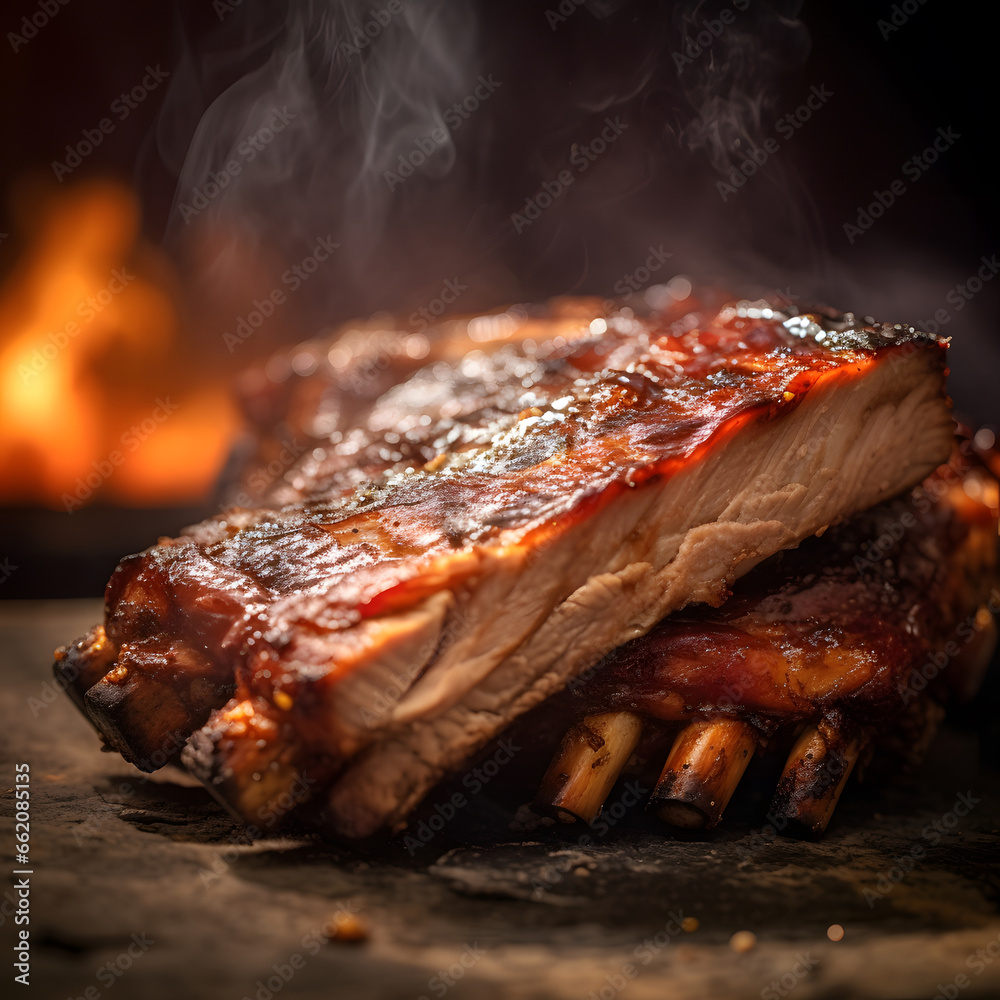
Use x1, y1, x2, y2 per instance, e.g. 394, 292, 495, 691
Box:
53, 298, 949, 775
181, 305, 940, 630
576, 446, 998, 731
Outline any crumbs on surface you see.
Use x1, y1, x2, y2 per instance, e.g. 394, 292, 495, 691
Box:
324, 912, 368, 944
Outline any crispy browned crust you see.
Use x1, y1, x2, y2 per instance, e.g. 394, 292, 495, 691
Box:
53, 296, 956, 833
577, 445, 998, 731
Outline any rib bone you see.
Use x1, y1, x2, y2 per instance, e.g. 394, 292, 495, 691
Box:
768, 717, 863, 835
535, 711, 643, 822
648, 718, 758, 828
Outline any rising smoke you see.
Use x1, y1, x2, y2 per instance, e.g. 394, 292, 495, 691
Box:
144, 0, 1000, 428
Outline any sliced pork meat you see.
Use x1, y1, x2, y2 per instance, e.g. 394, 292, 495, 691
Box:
583, 446, 998, 728
534, 444, 998, 833
54, 297, 954, 837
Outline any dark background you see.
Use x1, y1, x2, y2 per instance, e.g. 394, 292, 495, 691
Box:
0, 0, 997, 598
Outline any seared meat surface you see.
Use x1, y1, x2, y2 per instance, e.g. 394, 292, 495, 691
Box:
55, 297, 955, 837
582, 448, 998, 730
528, 444, 997, 833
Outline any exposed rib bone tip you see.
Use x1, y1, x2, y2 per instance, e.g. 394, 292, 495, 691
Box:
648, 718, 758, 829
769, 719, 863, 836
535, 711, 643, 823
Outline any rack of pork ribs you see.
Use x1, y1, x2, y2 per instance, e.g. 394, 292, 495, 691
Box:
55, 294, 999, 839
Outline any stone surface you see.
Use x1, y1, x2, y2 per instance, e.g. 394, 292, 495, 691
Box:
1, 600, 999, 1000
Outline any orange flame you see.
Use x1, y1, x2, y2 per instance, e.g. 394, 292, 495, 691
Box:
0, 180, 239, 509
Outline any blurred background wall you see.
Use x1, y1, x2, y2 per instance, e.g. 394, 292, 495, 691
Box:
0, 0, 996, 597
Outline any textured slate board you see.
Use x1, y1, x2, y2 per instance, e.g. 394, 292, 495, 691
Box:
1, 600, 999, 1000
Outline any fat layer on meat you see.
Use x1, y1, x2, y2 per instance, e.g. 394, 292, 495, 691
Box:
55, 298, 954, 837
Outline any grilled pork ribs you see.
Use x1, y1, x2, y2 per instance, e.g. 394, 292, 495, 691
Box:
56, 296, 991, 839
534, 446, 997, 833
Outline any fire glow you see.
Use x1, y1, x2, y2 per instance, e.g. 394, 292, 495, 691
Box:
0, 180, 239, 509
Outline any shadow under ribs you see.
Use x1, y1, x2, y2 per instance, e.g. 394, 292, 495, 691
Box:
54, 298, 957, 837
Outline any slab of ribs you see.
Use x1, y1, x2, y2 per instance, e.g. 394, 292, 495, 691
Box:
55, 294, 999, 839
